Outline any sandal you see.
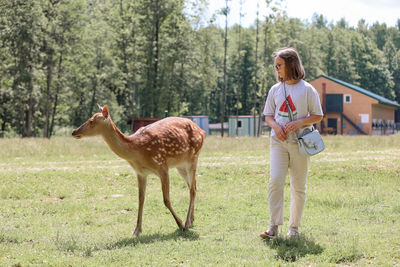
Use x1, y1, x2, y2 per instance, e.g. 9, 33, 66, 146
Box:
260, 226, 278, 239
287, 227, 299, 237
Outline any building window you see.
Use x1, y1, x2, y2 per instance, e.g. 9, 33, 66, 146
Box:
237, 120, 242, 128
359, 114, 369, 123
344, 94, 351, 104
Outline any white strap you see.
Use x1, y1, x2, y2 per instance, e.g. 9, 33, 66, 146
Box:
283, 82, 300, 140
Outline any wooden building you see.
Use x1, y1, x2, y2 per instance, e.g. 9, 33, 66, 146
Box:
128, 118, 161, 133
310, 75, 400, 135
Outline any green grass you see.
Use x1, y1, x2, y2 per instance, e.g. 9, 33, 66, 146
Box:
0, 134, 399, 266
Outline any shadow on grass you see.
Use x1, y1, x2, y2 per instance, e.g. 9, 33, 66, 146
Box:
106, 229, 200, 250
264, 235, 324, 262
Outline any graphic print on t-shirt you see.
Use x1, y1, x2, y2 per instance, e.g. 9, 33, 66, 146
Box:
278, 95, 297, 118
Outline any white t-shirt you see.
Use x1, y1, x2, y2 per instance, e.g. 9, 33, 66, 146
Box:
263, 80, 323, 141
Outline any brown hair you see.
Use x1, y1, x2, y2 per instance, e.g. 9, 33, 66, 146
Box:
273, 47, 305, 82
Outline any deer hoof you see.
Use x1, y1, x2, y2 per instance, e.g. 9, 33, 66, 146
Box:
133, 228, 142, 236
177, 221, 184, 230
184, 222, 192, 230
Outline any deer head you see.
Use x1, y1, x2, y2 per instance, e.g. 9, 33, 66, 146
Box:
72, 105, 111, 139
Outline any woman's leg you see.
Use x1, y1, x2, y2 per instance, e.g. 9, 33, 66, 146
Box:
268, 137, 289, 226
288, 142, 309, 228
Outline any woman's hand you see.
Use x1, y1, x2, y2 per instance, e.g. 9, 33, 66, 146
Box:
284, 115, 323, 136
284, 121, 300, 135
273, 125, 287, 141
265, 115, 288, 141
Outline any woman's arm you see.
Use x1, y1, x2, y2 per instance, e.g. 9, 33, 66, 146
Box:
284, 114, 323, 135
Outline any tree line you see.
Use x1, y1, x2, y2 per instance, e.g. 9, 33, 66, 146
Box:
0, 0, 399, 137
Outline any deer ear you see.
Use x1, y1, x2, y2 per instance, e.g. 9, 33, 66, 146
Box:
97, 104, 103, 111
102, 106, 109, 118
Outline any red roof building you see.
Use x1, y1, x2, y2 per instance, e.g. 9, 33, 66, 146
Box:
310, 75, 400, 135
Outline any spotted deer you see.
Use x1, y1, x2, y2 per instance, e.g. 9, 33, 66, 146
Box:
72, 105, 205, 236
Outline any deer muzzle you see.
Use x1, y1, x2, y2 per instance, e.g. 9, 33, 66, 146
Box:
72, 129, 82, 139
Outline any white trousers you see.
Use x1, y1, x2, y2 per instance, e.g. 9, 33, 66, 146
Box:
268, 136, 309, 227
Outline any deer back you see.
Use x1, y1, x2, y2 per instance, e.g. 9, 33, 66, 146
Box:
131, 117, 205, 167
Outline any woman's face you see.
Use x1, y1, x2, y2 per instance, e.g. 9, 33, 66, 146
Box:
274, 56, 286, 80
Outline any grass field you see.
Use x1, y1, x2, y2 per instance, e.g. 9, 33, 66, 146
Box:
0, 134, 399, 266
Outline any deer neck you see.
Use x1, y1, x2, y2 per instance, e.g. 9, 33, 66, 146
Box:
101, 118, 138, 160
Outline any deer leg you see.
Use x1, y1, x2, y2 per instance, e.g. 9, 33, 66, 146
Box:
159, 169, 184, 230
133, 174, 147, 236
182, 156, 198, 230
185, 176, 196, 229
177, 166, 195, 229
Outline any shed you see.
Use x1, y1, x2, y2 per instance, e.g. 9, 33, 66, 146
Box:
184, 116, 210, 136
310, 75, 400, 135
209, 122, 228, 136
228, 116, 260, 137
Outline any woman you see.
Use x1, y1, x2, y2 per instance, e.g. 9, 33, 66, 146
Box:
260, 48, 323, 238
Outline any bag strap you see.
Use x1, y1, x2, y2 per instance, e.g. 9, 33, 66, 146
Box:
283, 82, 300, 140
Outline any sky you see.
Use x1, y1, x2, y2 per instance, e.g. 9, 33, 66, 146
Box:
206, 0, 400, 28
